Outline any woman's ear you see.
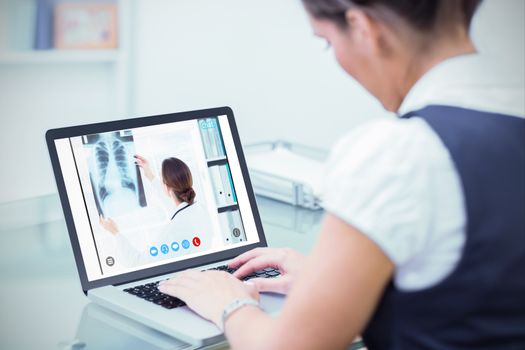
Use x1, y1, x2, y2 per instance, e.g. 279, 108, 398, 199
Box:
345, 8, 382, 55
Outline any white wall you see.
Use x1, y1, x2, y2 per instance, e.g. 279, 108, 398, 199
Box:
0, 0, 523, 203
472, 0, 525, 67
130, 0, 525, 147
0, 64, 118, 202
130, 0, 389, 150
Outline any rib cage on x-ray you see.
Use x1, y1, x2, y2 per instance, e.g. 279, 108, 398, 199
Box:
95, 138, 137, 202
113, 139, 137, 192
95, 140, 110, 202
83, 131, 147, 218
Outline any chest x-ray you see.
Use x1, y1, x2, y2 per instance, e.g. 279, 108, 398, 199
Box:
83, 131, 147, 219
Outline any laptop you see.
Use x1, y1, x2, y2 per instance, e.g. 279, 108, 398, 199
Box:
46, 107, 285, 346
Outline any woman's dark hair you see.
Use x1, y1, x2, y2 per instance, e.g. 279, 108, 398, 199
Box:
161, 157, 196, 205
302, 0, 482, 32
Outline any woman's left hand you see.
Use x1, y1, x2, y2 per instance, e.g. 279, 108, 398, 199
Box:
159, 270, 259, 327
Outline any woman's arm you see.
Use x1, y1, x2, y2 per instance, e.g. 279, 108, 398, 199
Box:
135, 154, 173, 213
225, 213, 394, 349
160, 213, 394, 349
135, 155, 155, 181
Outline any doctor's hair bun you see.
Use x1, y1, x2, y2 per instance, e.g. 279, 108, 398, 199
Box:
176, 187, 196, 205
302, 0, 482, 31
161, 157, 196, 205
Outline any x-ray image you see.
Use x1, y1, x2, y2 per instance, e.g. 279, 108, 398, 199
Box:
83, 131, 147, 219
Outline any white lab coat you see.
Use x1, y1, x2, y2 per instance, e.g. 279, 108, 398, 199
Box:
114, 179, 214, 268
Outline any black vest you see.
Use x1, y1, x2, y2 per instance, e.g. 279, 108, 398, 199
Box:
363, 105, 525, 349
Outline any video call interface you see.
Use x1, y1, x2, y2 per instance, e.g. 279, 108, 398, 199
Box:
55, 115, 260, 281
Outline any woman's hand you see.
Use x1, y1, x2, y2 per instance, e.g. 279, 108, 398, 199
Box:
134, 155, 155, 181
229, 248, 306, 295
159, 270, 259, 327
99, 215, 119, 236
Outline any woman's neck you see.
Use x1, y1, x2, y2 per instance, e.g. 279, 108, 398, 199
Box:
394, 36, 477, 111
172, 196, 183, 207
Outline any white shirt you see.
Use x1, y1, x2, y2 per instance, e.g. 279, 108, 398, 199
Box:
115, 179, 214, 268
323, 54, 525, 291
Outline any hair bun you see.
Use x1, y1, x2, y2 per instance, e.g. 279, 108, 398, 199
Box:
176, 187, 196, 204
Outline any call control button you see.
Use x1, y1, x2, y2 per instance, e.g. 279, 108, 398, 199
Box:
182, 240, 190, 249
192, 237, 201, 247
150, 246, 159, 257
171, 242, 180, 252
160, 244, 169, 254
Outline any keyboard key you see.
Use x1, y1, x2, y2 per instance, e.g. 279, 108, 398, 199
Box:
141, 289, 157, 295
146, 294, 165, 302
123, 281, 187, 310
175, 300, 186, 307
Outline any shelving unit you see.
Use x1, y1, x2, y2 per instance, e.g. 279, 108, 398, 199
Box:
0, 49, 122, 64
198, 117, 247, 244
217, 204, 239, 214
0, 0, 134, 203
0, 0, 132, 114
206, 156, 227, 167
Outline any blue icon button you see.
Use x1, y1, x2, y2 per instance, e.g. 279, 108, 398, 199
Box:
182, 239, 190, 249
149, 246, 158, 257
171, 242, 180, 252
160, 244, 169, 254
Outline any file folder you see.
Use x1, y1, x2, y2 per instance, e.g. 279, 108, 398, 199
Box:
218, 209, 247, 243
199, 118, 226, 160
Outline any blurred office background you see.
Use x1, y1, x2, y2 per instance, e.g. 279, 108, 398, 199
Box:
0, 0, 524, 208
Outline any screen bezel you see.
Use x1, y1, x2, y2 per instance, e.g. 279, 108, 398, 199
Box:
46, 107, 267, 293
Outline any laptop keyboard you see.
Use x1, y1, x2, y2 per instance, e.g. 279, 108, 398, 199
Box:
123, 264, 280, 310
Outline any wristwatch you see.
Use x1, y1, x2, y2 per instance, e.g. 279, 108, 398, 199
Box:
221, 298, 261, 331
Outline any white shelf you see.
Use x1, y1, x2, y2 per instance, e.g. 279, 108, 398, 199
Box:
0, 49, 122, 64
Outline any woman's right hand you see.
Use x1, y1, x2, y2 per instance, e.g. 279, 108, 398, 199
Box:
134, 154, 154, 181
229, 247, 306, 295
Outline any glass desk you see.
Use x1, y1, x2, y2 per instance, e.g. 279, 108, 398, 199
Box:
0, 195, 330, 350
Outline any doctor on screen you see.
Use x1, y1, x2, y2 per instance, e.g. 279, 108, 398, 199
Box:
99, 155, 212, 267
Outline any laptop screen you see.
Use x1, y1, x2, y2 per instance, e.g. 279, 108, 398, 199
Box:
54, 114, 260, 282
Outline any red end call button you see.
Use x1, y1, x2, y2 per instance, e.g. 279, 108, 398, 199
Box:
192, 236, 201, 247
